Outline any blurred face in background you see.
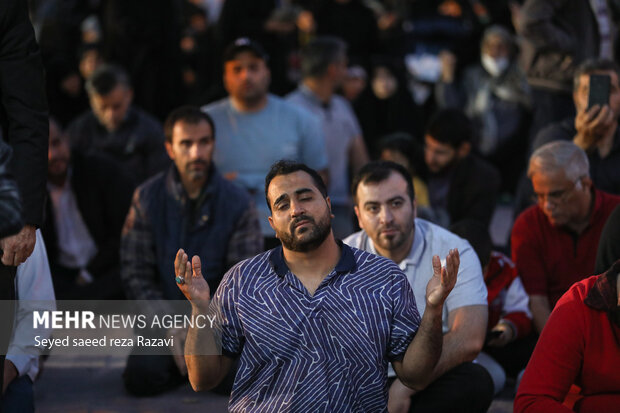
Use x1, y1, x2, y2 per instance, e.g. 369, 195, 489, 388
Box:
89, 84, 133, 132
79, 49, 103, 80
424, 135, 459, 174
481, 33, 510, 77
224, 51, 270, 108
372, 66, 397, 100
48, 121, 70, 185
574, 70, 620, 116
342, 66, 367, 102
166, 119, 214, 187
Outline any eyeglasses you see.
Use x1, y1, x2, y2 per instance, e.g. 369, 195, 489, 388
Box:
531, 176, 584, 205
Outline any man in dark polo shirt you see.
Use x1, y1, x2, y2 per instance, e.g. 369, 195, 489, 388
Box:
511, 141, 620, 334
174, 160, 460, 412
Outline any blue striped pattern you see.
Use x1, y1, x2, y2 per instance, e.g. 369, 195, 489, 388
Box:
212, 243, 421, 412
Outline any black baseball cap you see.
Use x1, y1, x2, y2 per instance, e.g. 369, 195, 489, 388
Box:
223, 38, 269, 63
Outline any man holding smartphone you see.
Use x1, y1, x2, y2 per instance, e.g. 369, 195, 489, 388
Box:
534, 59, 620, 195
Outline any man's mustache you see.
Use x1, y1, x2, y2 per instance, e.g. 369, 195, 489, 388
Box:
290, 215, 315, 231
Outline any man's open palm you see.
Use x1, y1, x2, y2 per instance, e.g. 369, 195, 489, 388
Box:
175, 249, 211, 307
426, 249, 459, 307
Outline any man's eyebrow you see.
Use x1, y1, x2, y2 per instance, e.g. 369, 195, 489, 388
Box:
295, 188, 313, 196
273, 193, 290, 207
387, 195, 406, 203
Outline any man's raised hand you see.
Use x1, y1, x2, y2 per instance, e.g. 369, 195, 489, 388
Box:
175, 249, 210, 309
425, 249, 459, 308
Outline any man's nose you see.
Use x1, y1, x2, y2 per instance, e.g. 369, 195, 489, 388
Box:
290, 199, 306, 217
379, 206, 393, 224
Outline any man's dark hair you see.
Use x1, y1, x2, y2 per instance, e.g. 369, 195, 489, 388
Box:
351, 161, 415, 205
426, 109, 472, 149
449, 219, 492, 269
85, 63, 131, 96
164, 106, 216, 143
265, 160, 327, 211
573, 58, 620, 92
300, 36, 347, 79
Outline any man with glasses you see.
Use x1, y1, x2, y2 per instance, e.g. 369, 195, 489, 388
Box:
511, 141, 620, 334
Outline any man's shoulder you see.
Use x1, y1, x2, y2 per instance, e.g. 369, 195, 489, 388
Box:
132, 107, 163, 130
343, 229, 366, 250
416, 218, 471, 249
201, 98, 230, 116
67, 110, 97, 132
134, 170, 167, 199
214, 172, 253, 204
269, 94, 315, 120
512, 205, 548, 236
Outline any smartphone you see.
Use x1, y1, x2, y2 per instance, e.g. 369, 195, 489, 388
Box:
587, 74, 611, 110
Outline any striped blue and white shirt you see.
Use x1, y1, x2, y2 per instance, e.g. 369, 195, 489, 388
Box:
211, 243, 421, 412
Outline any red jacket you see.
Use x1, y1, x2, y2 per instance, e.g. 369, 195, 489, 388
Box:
515, 270, 620, 412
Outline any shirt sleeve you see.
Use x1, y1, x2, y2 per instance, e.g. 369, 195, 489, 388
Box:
210, 263, 245, 357
511, 212, 549, 296
387, 270, 420, 362
7, 230, 56, 379
298, 110, 328, 171
514, 285, 584, 412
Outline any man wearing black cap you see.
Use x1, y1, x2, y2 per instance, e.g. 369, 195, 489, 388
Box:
202, 38, 329, 249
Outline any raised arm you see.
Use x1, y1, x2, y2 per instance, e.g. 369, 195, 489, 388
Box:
392, 249, 459, 390
175, 249, 233, 391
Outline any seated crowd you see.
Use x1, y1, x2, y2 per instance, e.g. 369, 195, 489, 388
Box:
13, 0, 620, 411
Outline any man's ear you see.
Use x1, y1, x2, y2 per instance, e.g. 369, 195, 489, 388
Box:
165, 141, 174, 160
412, 198, 417, 218
353, 205, 363, 229
581, 176, 593, 191
268, 215, 275, 232
457, 141, 471, 159
326, 196, 334, 218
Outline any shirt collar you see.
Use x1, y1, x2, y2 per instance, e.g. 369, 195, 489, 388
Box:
165, 164, 218, 206
584, 260, 619, 313
269, 240, 356, 278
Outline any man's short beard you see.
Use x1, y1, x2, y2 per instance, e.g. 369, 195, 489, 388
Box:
278, 213, 331, 253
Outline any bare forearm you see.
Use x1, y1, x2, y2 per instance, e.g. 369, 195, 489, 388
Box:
426, 305, 487, 385
184, 307, 229, 391
397, 303, 443, 390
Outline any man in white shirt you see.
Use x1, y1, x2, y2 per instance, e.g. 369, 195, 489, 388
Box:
344, 161, 493, 413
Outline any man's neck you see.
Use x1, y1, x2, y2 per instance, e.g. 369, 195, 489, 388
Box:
181, 176, 207, 200
566, 189, 594, 234
374, 232, 415, 265
230, 95, 268, 113
303, 78, 333, 104
283, 233, 341, 280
